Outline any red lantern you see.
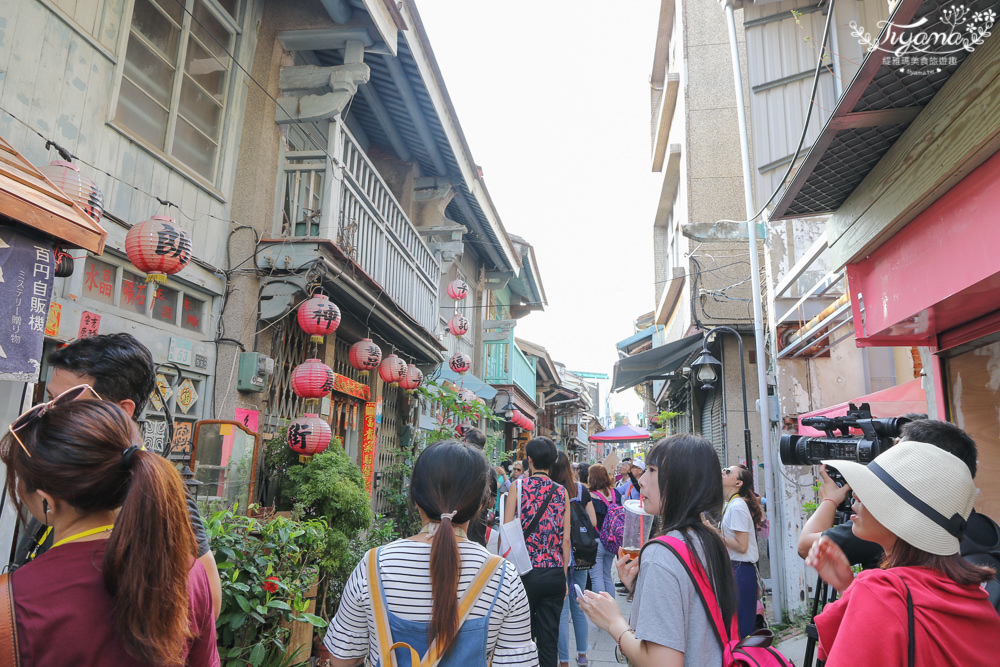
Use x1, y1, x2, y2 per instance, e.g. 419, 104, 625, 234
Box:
457, 388, 477, 404
287, 413, 331, 456
39, 160, 104, 223
447, 313, 470, 337
455, 423, 470, 438
297, 294, 341, 343
125, 215, 192, 283
446, 279, 468, 300
523, 417, 534, 432
349, 338, 382, 376
511, 409, 524, 427
291, 359, 335, 398
448, 352, 472, 374
399, 364, 423, 393
378, 354, 406, 384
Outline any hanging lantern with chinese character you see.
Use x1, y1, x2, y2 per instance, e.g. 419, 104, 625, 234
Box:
349, 338, 382, 376
125, 215, 192, 284
447, 312, 469, 337
446, 279, 468, 301
379, 353, 406, 385
398, 364, 423, 393
291, 359, 335, 398
297, 294, 341, 343
448, 352, 472, 375
39, 160, 104, 223
287, 413, 331, 457
455, 423, 470, 438
457, 388, 477, 405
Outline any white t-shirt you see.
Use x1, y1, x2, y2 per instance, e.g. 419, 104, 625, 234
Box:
325, 539, 537, 667
720, 495, 758, 563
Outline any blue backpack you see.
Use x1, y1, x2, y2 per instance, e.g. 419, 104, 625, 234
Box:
368, 547, 506, 667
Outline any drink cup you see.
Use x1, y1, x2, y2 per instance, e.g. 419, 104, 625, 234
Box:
622, 499, 656, 557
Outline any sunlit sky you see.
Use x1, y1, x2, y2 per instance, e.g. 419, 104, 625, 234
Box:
418, 1, 663, 423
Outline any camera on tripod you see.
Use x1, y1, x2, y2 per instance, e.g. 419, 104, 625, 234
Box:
779, 402, 910, 479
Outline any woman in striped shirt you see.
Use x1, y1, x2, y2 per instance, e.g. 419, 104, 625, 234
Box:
324, 440, 538, 667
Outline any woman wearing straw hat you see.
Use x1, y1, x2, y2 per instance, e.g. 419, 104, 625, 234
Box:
807, 440, 1000, 666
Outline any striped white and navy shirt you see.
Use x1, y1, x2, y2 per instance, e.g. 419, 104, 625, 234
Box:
325, 539, 538, 667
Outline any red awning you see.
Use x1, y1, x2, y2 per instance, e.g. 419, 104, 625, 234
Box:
795, 379, 927, 437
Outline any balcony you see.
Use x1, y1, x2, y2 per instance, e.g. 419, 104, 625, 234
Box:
484, 337, 536, 399
278, 126, 440, 334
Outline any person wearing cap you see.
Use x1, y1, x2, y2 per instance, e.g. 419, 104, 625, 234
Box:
615, 459, 644, 502
806, 441, 1000, 665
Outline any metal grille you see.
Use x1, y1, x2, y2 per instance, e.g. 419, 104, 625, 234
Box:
262, 318, 312, 430
787, 125, 907, 216
700, 388, 725, 464
372, 383, 403, 514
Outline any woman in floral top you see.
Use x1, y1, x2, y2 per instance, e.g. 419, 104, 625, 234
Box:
504, 437, 570, 667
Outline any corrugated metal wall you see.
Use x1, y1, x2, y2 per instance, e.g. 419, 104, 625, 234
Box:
744, 0, 890, 204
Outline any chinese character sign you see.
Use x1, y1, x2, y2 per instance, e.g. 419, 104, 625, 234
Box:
361, 402, 378, 494
78, 311, 101, 338
0, 230, 54, 381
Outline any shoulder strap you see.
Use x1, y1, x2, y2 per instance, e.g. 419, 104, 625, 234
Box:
0, 573, 19, 667
652, 536, 736, 653
421, 555, 504, 667
899, 576, 915, 667
522, 484, 558, 539
368, 547, 397, 667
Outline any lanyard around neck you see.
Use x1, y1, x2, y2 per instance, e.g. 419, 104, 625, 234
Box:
52, 524, 114, 548
722, 493, 740, 517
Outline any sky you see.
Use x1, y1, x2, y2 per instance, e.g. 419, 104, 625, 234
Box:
417, 1, 664, 423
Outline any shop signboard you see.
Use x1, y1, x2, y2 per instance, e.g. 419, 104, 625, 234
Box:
361, 401, 378, 494
0, 230, 54, 381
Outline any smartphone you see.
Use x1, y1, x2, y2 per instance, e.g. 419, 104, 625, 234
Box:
574, 583, 585, 599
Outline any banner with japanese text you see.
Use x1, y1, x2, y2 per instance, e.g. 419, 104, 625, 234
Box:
361, 401, 378, 494
0, 229, 54, 381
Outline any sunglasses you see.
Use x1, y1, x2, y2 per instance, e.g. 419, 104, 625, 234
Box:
723, 467, 734, 476
8, 384, 102, 458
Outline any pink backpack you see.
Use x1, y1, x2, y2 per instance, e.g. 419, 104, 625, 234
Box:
595, 490, 625, 555
654, 535, 795, 667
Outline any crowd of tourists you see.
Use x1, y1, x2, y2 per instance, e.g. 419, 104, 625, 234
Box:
3, 333, 1000, 666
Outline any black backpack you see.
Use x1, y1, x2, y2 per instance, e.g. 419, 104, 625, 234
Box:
570, 482, 598, 570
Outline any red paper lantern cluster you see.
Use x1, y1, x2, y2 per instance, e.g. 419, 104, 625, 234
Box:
125, 215, 192, 284
447, 313, 469, 337
399, 364, 423, 393
446, 279, 468, 300
286, 413, 331, 456
291, 359, 335, 398
510, 409, 534, 431
349, 338, 382, 376
448, 352, 472, 374
379, 354, 406, 385
298, 294, 341, 343
39, 160, 104, 223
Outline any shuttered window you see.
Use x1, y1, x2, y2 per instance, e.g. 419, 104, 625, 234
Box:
700, 387, 725, 464
115, 0, 239, 182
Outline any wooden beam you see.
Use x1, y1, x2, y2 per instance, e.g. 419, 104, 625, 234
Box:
828, 30, 1000, 267
829, 107, 922, 130
652, 74, 681, 172
653, 145, 682, 227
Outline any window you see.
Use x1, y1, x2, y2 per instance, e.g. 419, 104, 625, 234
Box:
115, 0, 239, 181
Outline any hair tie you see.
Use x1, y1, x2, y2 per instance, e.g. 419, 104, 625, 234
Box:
121, 445, 140, 470
440, 510, 458, 522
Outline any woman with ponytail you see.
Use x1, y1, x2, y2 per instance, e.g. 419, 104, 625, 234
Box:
705, 463, 763, 638
1, 392, 218, 666
325, 440, 536, 667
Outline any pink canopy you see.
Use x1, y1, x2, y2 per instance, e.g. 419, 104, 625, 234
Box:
796, 378, 927, 437
590, 424, 652, 443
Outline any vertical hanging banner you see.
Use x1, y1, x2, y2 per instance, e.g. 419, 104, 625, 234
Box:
360, 401, 379, 494
0, 230, 54, 381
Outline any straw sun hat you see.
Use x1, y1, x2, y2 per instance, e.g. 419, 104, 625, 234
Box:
824, 440, 976, 556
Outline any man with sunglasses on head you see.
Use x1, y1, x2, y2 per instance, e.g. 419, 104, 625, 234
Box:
9, 333, 222, 618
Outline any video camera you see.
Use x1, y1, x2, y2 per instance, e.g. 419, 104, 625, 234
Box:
779, 402, 910, 469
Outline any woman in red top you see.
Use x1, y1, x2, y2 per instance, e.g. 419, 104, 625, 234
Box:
807, 440, 1000, 666
2, 390, 218, 666
504, 436, 569, 667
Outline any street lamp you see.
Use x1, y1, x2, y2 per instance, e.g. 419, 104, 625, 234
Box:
692, 326, 754, 487
492, 389, 515, 420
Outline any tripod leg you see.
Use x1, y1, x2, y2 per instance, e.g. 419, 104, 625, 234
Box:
803, 574, 828, 667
